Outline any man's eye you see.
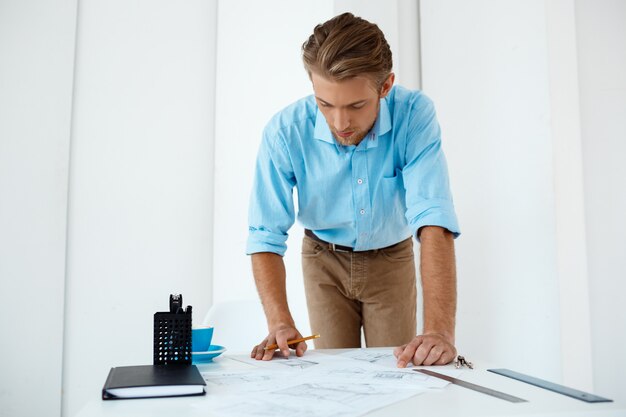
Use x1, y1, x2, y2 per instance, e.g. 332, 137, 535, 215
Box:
351, 104, 365, 109
318, 101, 329, 107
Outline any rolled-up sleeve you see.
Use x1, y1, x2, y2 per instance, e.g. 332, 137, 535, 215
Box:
246, 127, 296, 256
403, 96, 460, 240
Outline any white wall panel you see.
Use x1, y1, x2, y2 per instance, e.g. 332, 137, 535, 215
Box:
545, 0, 592, 390
212, 0, 334, 339
421, 0, 562, 381
62, 1, 217, 415
0, 0, 76, 416
576, 0, 626, 402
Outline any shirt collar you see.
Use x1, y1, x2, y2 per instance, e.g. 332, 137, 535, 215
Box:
313, 97, 392, 151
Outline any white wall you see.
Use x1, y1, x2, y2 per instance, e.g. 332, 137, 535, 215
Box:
575, 0, 626, 403
545, 0, 593, 390
62, 1, 217, 415
212, 0, 334, 339
0, 1, 77, 416
421, 0, 626, 396
421, 0, 563, 382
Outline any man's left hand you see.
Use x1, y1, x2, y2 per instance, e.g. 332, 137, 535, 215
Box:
393, 333, 457, 367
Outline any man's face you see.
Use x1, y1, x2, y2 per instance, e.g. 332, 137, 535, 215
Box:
311, 72, 394, 146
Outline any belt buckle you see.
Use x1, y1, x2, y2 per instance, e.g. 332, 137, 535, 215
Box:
330, 242, 350, 253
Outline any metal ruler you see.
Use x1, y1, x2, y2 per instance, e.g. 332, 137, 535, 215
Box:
415, 369, 527, 403
488, 368, 613, 403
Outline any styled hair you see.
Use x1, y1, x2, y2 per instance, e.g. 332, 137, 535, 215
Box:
302, 12, 393, 90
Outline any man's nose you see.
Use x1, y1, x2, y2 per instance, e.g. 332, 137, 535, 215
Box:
333, 110, 350, 131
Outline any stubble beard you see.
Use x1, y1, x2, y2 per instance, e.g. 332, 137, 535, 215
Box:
331, 102, 380, 146
331, 128, 369, 146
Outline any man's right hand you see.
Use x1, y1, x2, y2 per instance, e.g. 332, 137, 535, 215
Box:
250, 324, 308, 361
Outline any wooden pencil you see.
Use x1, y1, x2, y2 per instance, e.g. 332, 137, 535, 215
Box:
264, 334, 321, 351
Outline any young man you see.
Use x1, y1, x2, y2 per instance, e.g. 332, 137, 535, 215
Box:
247, 13, 460, 368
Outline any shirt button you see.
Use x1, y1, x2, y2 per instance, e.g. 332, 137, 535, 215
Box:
357, 178, 363, 185
360, 209, 365, 215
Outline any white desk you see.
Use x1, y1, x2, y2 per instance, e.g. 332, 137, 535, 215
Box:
78, 350, 626, 417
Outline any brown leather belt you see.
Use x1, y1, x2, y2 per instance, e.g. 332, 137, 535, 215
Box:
304, 229, 354, 252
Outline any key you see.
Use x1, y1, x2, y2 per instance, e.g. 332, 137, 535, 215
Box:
456, 355, 474, 369
454, 356, 461, 369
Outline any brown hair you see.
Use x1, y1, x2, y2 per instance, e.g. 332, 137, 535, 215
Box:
302, 12, 393, 90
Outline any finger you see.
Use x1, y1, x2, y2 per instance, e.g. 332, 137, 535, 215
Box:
393, 344, 407, 359
256, 347, 268, 360
397, 338, 421, 368
422, 344, 444, 366
257, 337, 274, 361
251, 338, 268, 359
412, 340, 434, 366
276, 336, 291, 358
295, 341, 307, 357
436, 346, 458, 365
262, 343, 276, 361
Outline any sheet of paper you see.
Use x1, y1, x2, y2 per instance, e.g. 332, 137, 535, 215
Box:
227, 349, 346, 371
205, 382, 424, 417
198, 349, 465, 417
201, 369, 295, 394
303, 365, 451, 389
336, 348, 465, 387
337, 348, 407, 369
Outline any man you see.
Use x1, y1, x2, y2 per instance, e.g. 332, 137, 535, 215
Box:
247, 12, 460, 368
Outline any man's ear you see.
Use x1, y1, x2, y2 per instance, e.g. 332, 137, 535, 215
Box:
379, 73, 395, 98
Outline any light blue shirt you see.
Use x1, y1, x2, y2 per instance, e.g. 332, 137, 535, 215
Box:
247, 85, 460, 256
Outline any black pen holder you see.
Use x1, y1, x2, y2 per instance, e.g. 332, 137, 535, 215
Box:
153, 294, 192, 365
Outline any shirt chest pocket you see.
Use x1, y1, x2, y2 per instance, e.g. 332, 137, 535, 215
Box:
379, 169, 406, 220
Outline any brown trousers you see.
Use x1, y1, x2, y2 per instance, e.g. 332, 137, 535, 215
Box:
301, 235, 417, 348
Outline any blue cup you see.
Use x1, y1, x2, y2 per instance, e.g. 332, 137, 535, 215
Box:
192, 326, 214, 352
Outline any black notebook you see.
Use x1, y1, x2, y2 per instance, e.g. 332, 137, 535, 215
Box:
102, 365, 206, 400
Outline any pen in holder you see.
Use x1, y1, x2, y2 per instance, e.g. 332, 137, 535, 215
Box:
153, 294, 192, 365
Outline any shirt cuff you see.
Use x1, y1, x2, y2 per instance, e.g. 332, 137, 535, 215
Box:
246, 227, 288, 256
406, 198, 461, 241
